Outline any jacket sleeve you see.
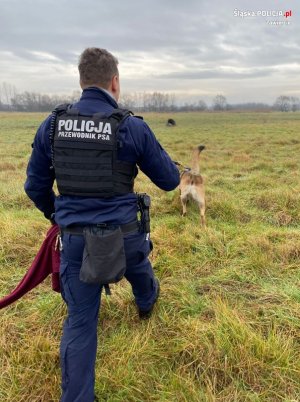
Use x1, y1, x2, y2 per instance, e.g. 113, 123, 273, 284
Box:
24, 116, 56, 220
131, 119, 180, 191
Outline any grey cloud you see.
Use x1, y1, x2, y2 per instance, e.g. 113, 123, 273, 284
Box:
156, 67, 277, 80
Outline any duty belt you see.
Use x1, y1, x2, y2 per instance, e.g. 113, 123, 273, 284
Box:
61, 220, 140, 236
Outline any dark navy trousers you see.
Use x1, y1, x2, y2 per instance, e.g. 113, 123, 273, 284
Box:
59, 229, 156, 402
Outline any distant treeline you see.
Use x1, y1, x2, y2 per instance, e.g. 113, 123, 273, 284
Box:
0, 82, 299, 113
0, 83, 81, 112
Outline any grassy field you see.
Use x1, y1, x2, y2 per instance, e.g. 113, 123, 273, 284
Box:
0, 111, 300, 402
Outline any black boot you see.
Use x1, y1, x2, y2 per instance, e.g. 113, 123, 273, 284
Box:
138, 278, 160, 319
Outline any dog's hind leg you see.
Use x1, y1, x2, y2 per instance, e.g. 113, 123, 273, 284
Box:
199, 202, 206, 226
181, 196, 188, 216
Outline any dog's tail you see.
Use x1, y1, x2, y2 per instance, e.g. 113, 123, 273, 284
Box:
191, 145, 205, 174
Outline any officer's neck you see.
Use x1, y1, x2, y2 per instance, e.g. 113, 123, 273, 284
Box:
100, 87, 118, 102
81, 85, 118, 102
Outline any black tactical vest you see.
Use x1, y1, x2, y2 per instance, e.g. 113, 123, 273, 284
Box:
50, 104, 138, 197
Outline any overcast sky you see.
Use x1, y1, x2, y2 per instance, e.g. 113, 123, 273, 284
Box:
0, 0, 298, 104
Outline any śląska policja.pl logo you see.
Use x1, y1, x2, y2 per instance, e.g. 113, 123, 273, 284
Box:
233, 9, 292, 25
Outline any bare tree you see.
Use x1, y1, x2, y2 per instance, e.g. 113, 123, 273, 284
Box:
274, 95, 292, 112
290, 96, 300, 112
119, 93, 136, 110
0, 82, 17, 108
274, 95, 300, 112
197, 100, 207, 111
213, 94, 227, 111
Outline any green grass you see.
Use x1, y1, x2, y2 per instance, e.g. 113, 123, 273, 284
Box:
1, 111, 300, 401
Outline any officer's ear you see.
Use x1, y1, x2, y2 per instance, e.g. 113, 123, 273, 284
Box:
80, 79, 88, 90
111, 74, 120, 101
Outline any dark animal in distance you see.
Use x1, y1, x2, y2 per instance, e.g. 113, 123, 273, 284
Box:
166, 118, 176, 127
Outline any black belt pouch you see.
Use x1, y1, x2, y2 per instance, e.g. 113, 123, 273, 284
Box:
80, 226, 126, 285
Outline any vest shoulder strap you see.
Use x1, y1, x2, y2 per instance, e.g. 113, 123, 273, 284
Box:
52, 103, 71, 114
109, 108, 133, 122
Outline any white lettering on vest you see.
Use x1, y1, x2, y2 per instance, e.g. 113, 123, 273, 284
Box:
58, 131, 102, 140
64, 120, 73, 131
57, 118, 112, 140
58, 120, 65, 130
103, 123, 112, 134
85, 121, 94, 132
73, 120, 80, 131
94, 122, 103, 134
97, 134, 110, 140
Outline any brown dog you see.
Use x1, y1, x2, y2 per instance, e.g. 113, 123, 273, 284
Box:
179, 145, 206, 226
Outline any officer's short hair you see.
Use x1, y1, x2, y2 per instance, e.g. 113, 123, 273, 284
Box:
78, 48, 119, 89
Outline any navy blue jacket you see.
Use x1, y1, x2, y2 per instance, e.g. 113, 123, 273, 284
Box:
25, 87, 180, 227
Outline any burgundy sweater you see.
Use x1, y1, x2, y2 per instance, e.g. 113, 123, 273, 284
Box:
0, 225, 60, 309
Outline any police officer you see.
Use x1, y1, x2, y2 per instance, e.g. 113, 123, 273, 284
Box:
24, 47, 180, 402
